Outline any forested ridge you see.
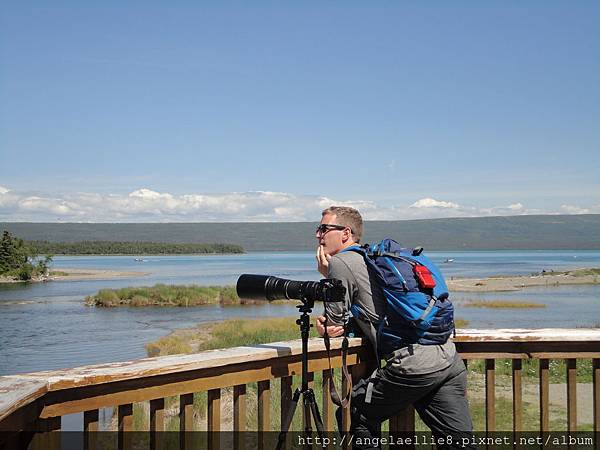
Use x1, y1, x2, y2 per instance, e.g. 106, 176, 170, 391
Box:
27, 241, 244, 255
2, 214, 600, 251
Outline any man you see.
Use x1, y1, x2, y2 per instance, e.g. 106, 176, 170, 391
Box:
315, 205, 474, 450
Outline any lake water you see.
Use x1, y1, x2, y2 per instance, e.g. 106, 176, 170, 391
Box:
1, 250, 599, 376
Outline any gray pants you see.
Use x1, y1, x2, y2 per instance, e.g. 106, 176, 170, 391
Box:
341, 355, 475, 450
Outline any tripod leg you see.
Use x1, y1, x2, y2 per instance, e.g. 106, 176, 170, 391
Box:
303, 394, 313, 435
305, 389, 328, 447
276, 388, 301, 450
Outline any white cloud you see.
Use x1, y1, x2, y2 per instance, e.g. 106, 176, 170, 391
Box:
410, 198, 460, 209
560, 204, 592, 214
0, 186, 598, 222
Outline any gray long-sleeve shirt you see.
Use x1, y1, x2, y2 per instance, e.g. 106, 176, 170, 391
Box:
323, 248, 457, 374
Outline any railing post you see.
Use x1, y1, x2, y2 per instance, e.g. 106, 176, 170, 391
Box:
233, 384, 246, 450
118, 404, 133, 450
485, 359, 495, 434
280, 376, 293, 450
257, 380, 270, 450
539, 359, 550, 435
322, 370, 335, 432
593, 359, 599, 450
389, 406, 415, 450
149, 399, 164, 450
83, 409, 99, 450
512, 359, 522, 448
179, 393, 194, 450
566, 359, 577, 433
343, 363, 370, 450
208, 388, 221, 450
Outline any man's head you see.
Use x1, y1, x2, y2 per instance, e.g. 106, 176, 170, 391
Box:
316, 206, 363, 256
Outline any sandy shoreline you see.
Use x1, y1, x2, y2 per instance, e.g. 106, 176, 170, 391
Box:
1, 267, 598, 291
0, 268, 149, 283
447, 272, 599, 292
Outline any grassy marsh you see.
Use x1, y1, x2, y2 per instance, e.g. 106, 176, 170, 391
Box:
85, 284, 240, 307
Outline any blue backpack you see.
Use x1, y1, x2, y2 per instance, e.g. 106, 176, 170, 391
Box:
345, 239, 455, 357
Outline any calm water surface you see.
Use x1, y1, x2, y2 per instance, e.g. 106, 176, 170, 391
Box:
1, 250, 599, 375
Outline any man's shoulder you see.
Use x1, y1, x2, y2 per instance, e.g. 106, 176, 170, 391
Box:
330, 248, 366, 270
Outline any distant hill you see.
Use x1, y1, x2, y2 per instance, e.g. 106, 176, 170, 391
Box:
2, 215, 600, 251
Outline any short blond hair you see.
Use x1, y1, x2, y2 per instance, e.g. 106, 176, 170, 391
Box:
321, 206, 363, 243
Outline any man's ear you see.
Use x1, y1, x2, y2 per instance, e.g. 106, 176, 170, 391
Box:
342, 228, 352, 243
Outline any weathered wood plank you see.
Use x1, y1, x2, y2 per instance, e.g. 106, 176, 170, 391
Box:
0, 378, 47, 425
149, 399, 164, 450
2, 329, 600, 450
39, 351, 365, 418
11, 331, 597, 393
485, 359, 495, 433
454, 329, 600, 342
18, 338, 367, 391
539, 359, 550, 433
567, 359, 577, 432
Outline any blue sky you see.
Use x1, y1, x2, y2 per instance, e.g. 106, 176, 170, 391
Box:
1, 1, 599, 222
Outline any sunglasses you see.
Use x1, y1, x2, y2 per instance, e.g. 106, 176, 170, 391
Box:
316, 224, 350, 234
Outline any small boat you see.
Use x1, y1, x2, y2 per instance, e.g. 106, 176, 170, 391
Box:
444, 258, 454, 263
134, 258, 148, 262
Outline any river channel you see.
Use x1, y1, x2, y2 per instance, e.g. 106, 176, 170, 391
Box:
1, 250, 599, 376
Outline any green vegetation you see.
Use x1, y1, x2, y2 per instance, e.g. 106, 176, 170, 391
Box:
0, 230, 52, 281
28, 240, 244, 255
85, 284, 240, 307
146, 317, 314, 356
531, 267, 600, 278
49, 270, 69, 276
569, 267, 600, 277
463, 300, 546, 309
454, 319, 469, 328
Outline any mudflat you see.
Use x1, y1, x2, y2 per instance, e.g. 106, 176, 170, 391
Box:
50, 268, 149, 281
0, 268, 149, 283
448, 271, 599, 292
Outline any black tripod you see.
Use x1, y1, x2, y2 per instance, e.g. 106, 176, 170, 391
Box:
276, 303, 327, 450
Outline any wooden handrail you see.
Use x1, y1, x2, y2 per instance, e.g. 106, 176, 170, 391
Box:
1, 329, 600, 445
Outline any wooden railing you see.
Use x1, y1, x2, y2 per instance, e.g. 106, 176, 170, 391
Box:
1, 329, 599, 449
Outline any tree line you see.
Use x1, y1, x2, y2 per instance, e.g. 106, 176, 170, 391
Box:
27, 241, 245, 255
0, 231, 52, 280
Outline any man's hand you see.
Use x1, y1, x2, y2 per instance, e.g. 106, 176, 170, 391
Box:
316, 245, 331, 277
315, 315, 345, 338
